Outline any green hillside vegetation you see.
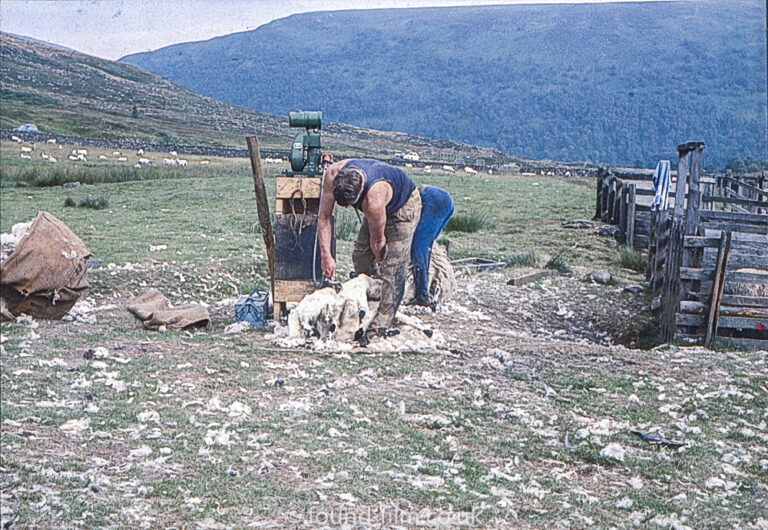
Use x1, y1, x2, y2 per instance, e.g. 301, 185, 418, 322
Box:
0, 33, 509, 163
122, 1, 767, 167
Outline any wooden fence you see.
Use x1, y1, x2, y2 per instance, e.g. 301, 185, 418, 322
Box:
595, 167, 717, 250
642, 142, 768, 349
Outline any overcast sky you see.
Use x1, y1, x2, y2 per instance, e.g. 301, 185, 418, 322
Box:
1, 0, 679, 60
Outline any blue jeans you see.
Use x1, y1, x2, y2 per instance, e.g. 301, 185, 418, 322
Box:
411, 186, 454, 300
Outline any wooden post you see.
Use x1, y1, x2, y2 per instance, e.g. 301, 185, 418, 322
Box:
684, 146, 704, 235
245, 136, 276, 314
607, 176, 616, 223
661, 217, 684, 341
705, 231, 732, 347
595, 170, 603, 220
618, 183, 628, 243
601, 175, 611, 222
673, 152, 689, 220
647, 209, 657, 282
627, 183, 636, 248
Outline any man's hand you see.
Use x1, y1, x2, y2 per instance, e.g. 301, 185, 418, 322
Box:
321, 255, 336, 280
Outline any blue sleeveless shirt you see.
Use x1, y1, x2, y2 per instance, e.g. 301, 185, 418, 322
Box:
344, 159, 416, 214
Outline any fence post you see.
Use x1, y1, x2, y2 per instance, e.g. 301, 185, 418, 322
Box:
627, 183, 636, 248
595, 169, 604, 220
673, 153, 689, 220
683, 143, 705, 237
647, 209, 657, 282
618, 182, 628, 243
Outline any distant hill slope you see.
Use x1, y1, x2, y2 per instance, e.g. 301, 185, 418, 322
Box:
122, 1, 767, 167
0, 33, 507, 162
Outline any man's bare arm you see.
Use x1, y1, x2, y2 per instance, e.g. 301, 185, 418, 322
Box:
317, 159, 349, 278
363, 181, 393, 264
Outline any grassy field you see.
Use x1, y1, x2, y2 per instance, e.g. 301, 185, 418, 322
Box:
1, 147, 766, 528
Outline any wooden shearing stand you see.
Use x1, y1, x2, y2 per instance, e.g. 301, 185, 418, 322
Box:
247, 111, 334, 321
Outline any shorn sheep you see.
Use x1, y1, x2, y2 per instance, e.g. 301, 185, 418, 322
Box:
288, 274, 382, 344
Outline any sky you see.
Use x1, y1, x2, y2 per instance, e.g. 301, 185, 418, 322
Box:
0, 0, 677, 60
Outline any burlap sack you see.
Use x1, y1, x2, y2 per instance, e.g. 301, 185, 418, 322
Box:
126, 288, 211, 330
0, 211, 90, 319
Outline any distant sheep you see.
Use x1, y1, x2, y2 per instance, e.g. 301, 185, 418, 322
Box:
112, 151, 121, 157
46, 138, 57, 144
163, 158, 175, 166
169, 150, 178, 157
137, 148, 144, 156
76, 149, 87, 156
464, 166, 477, 174
199, 160, 210, 165
176, 159, 187, 167
46, 156, 57, 163
11, 135, 21, 143
137, 157, 152, 166
20, 153, 31, 160
98, 154, 108, 160
20, 146, 32, 153
117, 157, 128, 162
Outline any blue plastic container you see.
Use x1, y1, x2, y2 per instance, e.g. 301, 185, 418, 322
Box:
235, 288, 270, 328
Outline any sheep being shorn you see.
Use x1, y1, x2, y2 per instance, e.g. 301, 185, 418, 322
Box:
286, 275, 382, 343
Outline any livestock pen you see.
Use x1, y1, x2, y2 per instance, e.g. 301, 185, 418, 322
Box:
640, 143, 767, 349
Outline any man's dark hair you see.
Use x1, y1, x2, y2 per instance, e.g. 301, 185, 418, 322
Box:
333, 167, 363, 206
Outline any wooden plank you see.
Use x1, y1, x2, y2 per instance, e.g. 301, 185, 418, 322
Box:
689, 293, 768, 308
698, 250, 768, 270
719, 178, 768, 196
662, 217, 684, 340
702, 194, 767, 209
618, 183, 628, 243
684, 235, 768, 249
633, 234, 649, 250
700, 221, 768, 235
246, 136, 276, 299
676, 313, 768, 329
595, 172, 603, 220
601, 176, 610, 222
276, 176, 322, 199
274, 280, 318, 303
673, 152, 689, 219
676, 301, 768, 318
646, 209, 657, 281
715, 337, 768, 351
684, 148, 703, 235
698, 210, 768, 224
507, 269, 555, 286
705, 231, 730, 346
673, 334, 768, 350
680, 268, 768, 283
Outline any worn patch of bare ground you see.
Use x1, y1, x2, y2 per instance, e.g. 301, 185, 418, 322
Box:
1, 264, 766, 528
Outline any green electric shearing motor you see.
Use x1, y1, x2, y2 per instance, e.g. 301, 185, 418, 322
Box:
289, 110, 323, 175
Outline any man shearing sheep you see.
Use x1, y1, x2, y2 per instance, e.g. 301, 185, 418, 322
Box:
318, 158, 421, 333
318, 158, 454, 334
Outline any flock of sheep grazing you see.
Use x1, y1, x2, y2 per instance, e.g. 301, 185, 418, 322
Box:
9, 137, 211, 168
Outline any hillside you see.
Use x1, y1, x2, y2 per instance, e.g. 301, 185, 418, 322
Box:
0, 32, 508, 162
122, 1, 767, 167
